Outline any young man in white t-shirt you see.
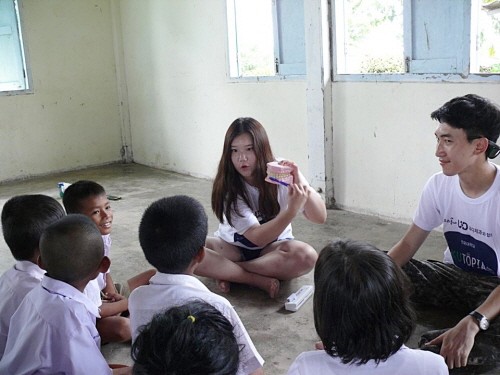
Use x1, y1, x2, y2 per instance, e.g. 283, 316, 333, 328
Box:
388, 94, 500, 370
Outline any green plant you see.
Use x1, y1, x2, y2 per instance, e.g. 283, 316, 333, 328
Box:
360, 56, 404, 73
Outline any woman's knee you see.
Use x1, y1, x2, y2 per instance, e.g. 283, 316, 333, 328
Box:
282, 242, 318, 270
299, 245, 318, 269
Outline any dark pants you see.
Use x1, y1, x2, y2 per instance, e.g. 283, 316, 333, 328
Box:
403, 259, 499, 371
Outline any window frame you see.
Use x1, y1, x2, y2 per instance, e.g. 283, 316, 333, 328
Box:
0, 0, 32, 96
332, 0, 500, 83
225, 0, 306, 82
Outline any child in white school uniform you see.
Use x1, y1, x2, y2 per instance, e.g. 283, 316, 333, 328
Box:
132, 300, 240, 375
129, 195, 264, 375
63, 180, 156, 343
0, 214, 130, 374
287, 239, 448, 375
0, 194, 65, 359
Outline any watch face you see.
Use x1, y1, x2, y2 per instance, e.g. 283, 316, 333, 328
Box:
470, 311, 490, 330
480, 318, 490, 330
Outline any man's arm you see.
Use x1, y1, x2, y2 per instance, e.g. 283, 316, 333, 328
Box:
428, 285, 500, 369
388, 223, 430, 266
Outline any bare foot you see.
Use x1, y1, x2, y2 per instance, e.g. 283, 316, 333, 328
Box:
268, 278, 280, 298
216, 280, 231, 293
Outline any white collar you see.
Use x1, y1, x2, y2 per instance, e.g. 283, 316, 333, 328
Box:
41, 276, 100, 318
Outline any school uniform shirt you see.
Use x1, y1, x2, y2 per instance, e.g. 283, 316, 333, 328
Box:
96, 234, 112, 290
215, 181, 293, 250
286, 346, 448, 375
0, 276, 111, 375
84, 278, 104, 307
82, 242, 110, 312
129, 272, 264, 375
0, 261, 45, 359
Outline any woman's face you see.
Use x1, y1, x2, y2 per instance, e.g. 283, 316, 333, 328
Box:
230, 133, 257, 184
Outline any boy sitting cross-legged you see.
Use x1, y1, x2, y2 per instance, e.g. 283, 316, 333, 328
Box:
0, 194, 65, 359
63, 180, 155, 343
129, 195, 264, 375
0, 214, 130, 374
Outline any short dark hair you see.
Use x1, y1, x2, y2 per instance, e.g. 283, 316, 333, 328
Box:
314, 239, 415, 365
62, 180, 106, 214
40, 214, 104, 283
1, 195, 65, 261
430, 94, 500, 143
138, 195, 208, 273
132, 300, 239, 375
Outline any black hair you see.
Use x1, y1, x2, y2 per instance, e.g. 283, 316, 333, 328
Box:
314, 239, 415, 365
40, 214, 104, 283
138, 195, 208, 274
212, 117, 279, 226
1, 194, 65, 261
62, 180, 106, 213
132, 300, 239, 375
430, 94, 500, 144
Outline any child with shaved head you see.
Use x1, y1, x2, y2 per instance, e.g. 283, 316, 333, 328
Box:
0, 214, 130, 374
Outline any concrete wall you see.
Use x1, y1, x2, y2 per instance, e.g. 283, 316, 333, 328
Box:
118, 0, 308, 180
331, 83, 500, 222
0, 0, 123, 182
2, 0, 500, 224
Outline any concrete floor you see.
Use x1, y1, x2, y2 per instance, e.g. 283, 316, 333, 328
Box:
0, 163, 497, 374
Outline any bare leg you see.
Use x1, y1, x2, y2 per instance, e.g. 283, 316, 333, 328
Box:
97, 316, 131, 344
238, 240, 317, 280
195, 238, 280, 298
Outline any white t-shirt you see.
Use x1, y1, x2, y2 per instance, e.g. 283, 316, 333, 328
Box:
0, 276, 111, 375
129, 273, 264, 375
215, 181, 293, 250
0, 261, 45, 359
414, 164, 500, 277
287, 346, 448, 375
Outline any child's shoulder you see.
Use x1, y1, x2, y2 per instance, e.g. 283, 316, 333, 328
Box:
0, 263, 43, 293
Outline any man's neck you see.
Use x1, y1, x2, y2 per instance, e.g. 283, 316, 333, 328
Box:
459, 161, 496, 198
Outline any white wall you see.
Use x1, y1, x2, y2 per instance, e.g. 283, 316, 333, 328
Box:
331, 83, 500, 222
0, 0, 123, 182
118, 0, 308, 180
2, 0, 500, 224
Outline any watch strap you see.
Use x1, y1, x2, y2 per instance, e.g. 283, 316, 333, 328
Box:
468, 310, 489, 330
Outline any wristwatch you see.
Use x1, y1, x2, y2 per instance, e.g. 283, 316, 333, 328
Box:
468, 310, 490, 330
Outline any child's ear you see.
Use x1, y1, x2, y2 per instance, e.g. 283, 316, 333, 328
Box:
98, 256, 111, 274
32, 248, 41, 262
37, 255, 46, 270
194, 246, 205, 264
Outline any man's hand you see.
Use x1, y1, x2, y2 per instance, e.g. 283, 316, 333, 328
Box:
427, 315, 480, 369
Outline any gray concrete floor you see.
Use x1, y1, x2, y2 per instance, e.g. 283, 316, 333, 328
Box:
0, 163, 497, 374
